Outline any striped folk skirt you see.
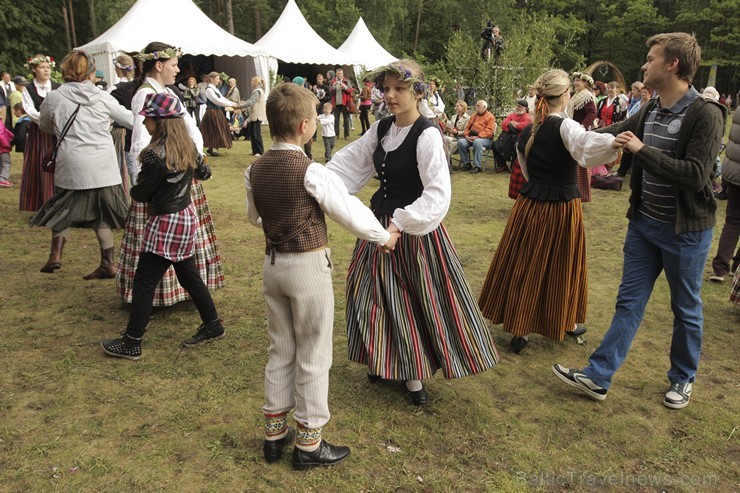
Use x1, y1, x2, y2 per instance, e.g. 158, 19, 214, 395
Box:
111, 126, 131, 196
200, 108, 232, 149
478, 195, 587, 341
345, 217, 499, 381
19, 123, 55, 212
116, 180, 225, 306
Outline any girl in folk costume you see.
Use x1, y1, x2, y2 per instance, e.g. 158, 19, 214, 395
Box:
566, 71, 598, 202
18, 54, 59, 211
326, 60, 499, 406
102, 93, 224, 360
238, 76, 267, 156
117, 42, 224, 307
200, 71, 234, 157
109, 54, 137, 195
478, 69, 622, 354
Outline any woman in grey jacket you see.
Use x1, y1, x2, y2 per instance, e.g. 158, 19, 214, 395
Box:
31, 51, 132, 278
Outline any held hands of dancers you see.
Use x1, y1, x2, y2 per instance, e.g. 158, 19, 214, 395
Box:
613, 131, 644, 154
379, 223, 402, 254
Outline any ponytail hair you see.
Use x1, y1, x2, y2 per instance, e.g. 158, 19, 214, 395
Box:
524, 69, 570, 158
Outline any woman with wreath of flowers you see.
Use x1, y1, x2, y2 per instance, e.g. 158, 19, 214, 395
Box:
116, 42, 225, 307
109, 54, 137, 195
326, 59, 499, 406
566, 71, 598, 202
19, 54, 59, 212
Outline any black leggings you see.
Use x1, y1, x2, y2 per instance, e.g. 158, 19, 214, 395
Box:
359, 105, 371, 133
248, 120, 264, 155
127, 252, 218, 338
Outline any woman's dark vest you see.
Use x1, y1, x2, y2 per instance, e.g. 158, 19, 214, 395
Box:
371, 116, 435, 215
518, 117, 580, 201
27, 81, 61, 111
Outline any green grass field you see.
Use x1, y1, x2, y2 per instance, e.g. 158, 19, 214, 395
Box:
0, 130, 737, 492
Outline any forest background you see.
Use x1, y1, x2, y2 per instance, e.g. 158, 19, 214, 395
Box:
1, 0, 738, 110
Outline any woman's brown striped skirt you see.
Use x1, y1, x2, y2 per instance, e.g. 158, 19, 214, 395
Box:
345, 217, 499, 381
478, 195, 587, 341
199, 108, 233, 149
18, 123, 55, 212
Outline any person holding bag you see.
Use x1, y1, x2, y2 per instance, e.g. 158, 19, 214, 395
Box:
30, 50, 133, 278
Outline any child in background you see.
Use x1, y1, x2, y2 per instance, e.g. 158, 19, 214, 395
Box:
245, 83, 397, 470
13, 103, 30, 153
0, 120, 12, 187
101, 93, 225, 360
317, 102, 335, 161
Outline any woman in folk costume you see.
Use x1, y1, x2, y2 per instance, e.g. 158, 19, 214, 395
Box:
19, 54, 59, 211
200, 71, 234, 157
109, 54, 137, 195
566, 71, 598, 202
326, 60, 498, 406
478, 69, 622, 355
116, 42, 224, 307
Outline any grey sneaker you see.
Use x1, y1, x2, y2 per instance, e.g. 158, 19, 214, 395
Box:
182, 320, 225, 347
552, 364, 608, 401
663, 382, 692, 409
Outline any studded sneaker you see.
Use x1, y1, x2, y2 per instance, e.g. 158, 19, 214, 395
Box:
552, 364, 608, 401
663, 382, 692, 409
182, 320, 225, 347
101, 334, 142, 360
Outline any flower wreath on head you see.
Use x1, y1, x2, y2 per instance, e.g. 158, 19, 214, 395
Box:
134, 47, 183, 62
25, 55, 55, 69
365, 63, 426, 95
114, 60, 135, 72
572, 71, 594, 87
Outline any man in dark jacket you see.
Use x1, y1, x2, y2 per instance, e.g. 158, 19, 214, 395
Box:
553, 33, 727, 410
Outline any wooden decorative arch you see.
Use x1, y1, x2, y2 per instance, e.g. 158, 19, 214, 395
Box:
584, 60, 626, 90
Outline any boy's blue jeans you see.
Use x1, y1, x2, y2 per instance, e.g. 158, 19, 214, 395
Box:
583, 213, 712, 389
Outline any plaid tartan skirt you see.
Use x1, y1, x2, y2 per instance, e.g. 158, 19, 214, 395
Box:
576, 165, 591, 203
730, 268, 740, 304
200, 108, 233, 149
478, 195, 587, 341
18, 123, 55, 212
141, 203, 197, 262
111, 126, 130, 196
116, 180, 225, 306
508, 158, 526, 200
345, 216, 499, 381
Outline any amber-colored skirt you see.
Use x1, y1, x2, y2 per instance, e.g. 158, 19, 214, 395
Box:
200, 108, 233, 149
478, 195, 587, 341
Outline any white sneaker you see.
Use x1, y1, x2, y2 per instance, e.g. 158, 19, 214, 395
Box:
552, 364, 608, 401
664, 382, 692, 409
708, 274, 724, 282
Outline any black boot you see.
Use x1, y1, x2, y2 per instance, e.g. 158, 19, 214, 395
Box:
182, 319, 225, 347
101, 333, 142, 360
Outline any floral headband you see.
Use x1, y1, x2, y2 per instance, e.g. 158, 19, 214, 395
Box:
365, 63, 426, 94
134, 47, 183, 62
115, 60, 135, 72
571, 71, 594, 86
25, 55, 55, 69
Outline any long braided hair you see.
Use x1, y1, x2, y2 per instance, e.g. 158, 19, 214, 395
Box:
524, 69, 571, 158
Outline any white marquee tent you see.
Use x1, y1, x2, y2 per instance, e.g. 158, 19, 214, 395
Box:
254, 0, 358, 89
338, 17, 398, 79
76, 0, 269, 95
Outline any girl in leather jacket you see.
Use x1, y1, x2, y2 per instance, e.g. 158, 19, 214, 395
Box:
102, 93, 224, 360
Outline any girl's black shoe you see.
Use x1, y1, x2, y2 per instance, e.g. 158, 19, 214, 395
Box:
510, 336, 528, 354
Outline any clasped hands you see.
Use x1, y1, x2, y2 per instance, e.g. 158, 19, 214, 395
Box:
378, 223, 402, 254
612, 131, 644, 154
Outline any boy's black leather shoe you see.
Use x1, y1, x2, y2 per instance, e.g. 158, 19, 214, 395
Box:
263, 427, 294, 463
292, 440, 350, 470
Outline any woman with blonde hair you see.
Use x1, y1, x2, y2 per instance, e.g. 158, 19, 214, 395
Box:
110, 53, 137, 193
238, 76, 266, 156
478, 69, 623, 354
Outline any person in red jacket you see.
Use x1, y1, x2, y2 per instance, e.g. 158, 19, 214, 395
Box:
456, 100, 496, 174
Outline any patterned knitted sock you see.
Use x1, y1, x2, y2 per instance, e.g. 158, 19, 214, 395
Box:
264, 412, 288, 441
295, 423, 321, 452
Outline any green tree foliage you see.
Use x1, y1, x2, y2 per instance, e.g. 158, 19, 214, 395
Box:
0, 4, 65, 75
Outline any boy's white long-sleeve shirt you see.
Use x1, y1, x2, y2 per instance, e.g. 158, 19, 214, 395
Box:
244, 142, 391, 246
317, 113, 336, 138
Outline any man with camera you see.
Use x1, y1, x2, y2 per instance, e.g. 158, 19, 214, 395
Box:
480, 21, 504, 60
457, 100, 496, 174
